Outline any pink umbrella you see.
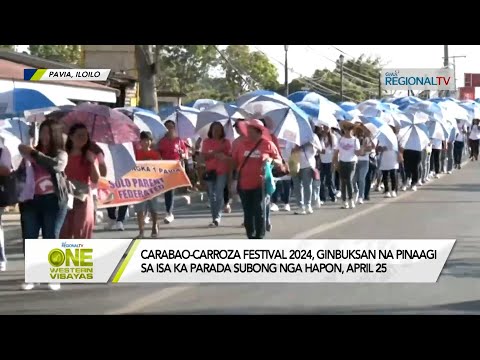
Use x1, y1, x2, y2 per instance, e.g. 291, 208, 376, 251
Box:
62, 103, 140, 144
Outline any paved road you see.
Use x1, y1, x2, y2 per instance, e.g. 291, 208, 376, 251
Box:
1, 158, 480, 314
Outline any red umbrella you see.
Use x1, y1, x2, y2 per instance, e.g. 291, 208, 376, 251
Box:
61, 103, 140, 144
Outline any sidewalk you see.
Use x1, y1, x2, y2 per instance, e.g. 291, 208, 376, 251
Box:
1, 191, 205, 241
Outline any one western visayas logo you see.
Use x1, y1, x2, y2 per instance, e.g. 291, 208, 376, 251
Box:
48, 242, 93, 280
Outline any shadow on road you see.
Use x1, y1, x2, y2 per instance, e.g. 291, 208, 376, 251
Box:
143, 299, 480, 314
442, 258, 480, 278
419, 183, 480, 192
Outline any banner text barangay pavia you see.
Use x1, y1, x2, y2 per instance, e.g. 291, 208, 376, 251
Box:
381, 68, 455, 91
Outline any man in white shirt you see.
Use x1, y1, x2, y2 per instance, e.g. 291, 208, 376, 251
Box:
468, 119, 480, 161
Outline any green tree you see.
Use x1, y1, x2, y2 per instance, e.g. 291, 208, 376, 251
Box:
0, 45, 15, 50
155, 45, 218, 93
28, 45, 82, 64
301, 55, 385, 102
221, 45, 280, 97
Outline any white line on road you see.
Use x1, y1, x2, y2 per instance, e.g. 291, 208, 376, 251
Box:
293, 159, 471, 239
105, 285, 194, 315
105, 159, 471, 314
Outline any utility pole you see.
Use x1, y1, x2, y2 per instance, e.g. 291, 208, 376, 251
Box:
284, 45, 289, 96
339, 54, 344, 101
442, 54, 466, 97
378, 72, 382, 99
443, 45, 449, 67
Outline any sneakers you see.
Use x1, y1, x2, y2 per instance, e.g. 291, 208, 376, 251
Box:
144, 216, 150, 224
385, 192, 392, 198
22, 283, 35, 291
342, 201, 350, 209
315, 199, 322, 209
0, 261, 6, 272
270, 203, 280, 212
391, 191, 397, 198
116, 221, 124, 231
447, 171, 452, 174
283, 204, 291, 212
48, 284, 61, 291
104, 218, 116, 230
295, 207, 307, 215
164, 213, 174, 224
224, 204, 232, 213
306, 205, 314, 214
358, 198, 364, 204
350, 199, 356, 209
401, 185, 407, 191
411, 185, 417, 192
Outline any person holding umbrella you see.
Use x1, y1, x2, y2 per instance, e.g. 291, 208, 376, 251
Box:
232, 119, 281, 239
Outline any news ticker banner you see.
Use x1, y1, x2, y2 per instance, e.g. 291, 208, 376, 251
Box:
24, 68, 110, 81
96, 160, 192, 209
381, 68, 455, 91
25, 239, 455, 284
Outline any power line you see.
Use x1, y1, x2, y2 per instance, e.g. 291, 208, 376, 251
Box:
213, 45, 258, 91
329, 45, 354, 58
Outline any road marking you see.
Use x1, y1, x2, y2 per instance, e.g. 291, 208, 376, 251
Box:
293, 159, 471, 239
105, 285, 195, 315
90, 160, 476, 314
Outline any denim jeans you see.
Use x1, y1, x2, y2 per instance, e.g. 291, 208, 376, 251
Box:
271, 179, 291, 204
239, 188, 267, 239
320, 162, 336, 202
339, 161, 356, 201
453, 141, 464, 165
0, 208, 5, 263
353, 160, 369, 200
107, 206, 128, 222
292, 168, 314, 208
206, 173, 227, 222
56, 203, 69, 239
446, 143, 454, 171
164, 190, 174, 213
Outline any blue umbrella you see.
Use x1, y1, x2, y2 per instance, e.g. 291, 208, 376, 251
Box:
237, 91, 314, 145
0, 88, 74, 115
358, 116, 398, 151
164, 105, 200, 139
96, 142, 137, 181
116, 107, 167, 143
295, 101, 338, 128
339, 101, 357, 112
398, 113, 430, 151
392, 96, 422, 110
195, 102, 251, 139
403, 100, 445, 122
159, 105, 176, 119
459, 101, 480, 121
0, 117, 31, 144
185, 99, 219, 111
287, 91, 352, 120
427, 120, 449, 140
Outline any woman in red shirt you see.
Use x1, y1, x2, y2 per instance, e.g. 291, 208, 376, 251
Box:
157, 120, 187, 224
134, 131, 161, 238
60, 123, 101, 239
233, 119, 281, 239
201, 122, 232, 227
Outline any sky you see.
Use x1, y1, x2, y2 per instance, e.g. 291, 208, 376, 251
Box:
251, 45, 478, 88
16, 44, 479, 89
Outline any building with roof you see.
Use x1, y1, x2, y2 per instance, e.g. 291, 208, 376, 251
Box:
0, 49, 119, 104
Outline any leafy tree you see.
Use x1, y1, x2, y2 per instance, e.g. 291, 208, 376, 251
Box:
0, 45, 15, 50
155, 45, 218, 93
300, 55, 385, 102
28, 45, 82, 64
220, 45, 280, 97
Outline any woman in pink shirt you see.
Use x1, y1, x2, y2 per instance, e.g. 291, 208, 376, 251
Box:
60, 123, 100, 239
233, 119, 281, 239
201, 122, 232, 227
157, 120, 187, 224
18, 118, 68, 291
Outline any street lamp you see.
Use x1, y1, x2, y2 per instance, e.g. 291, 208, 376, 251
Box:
284, 45, 289, 96
339, 54, 344, 101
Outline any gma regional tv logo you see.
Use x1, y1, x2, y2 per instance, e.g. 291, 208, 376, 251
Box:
381, 68, 455, 91
48, 242, 93, 280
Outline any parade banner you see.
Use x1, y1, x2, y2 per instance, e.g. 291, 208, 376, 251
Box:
96, 160, 191, 209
